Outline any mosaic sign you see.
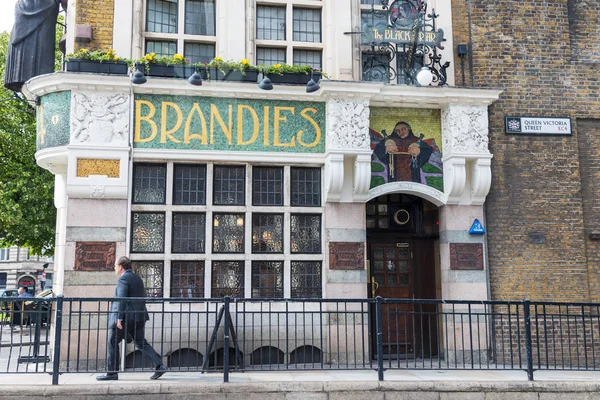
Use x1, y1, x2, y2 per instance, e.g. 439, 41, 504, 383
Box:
449, 243, 483, 271
370, 107, 443, 192
134, 94, 325, 153
36, 91, 71, 151
75, 242, 116, 271
329, 242, 365, 270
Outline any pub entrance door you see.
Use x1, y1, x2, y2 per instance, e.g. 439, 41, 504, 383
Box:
366, 194, 439, 358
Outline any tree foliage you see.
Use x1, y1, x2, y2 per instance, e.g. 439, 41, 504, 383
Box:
0, 22, 61, 255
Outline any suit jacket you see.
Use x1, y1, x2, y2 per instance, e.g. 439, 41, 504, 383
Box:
109, 269, 149, 327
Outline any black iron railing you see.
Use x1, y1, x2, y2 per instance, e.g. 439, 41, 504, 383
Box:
2, 296, 600, 384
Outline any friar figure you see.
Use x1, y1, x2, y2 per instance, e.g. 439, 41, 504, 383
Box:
4, 0, 68, 92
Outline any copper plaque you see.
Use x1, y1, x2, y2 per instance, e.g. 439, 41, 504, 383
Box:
329, 242, 365, 270
75, 242, 116, 271
450, 243, 483, 270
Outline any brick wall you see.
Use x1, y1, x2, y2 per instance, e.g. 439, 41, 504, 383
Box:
75, 0, 115, 51
452, 0, 600, 301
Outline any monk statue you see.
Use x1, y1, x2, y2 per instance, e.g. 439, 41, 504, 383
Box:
4, 0, 68, 92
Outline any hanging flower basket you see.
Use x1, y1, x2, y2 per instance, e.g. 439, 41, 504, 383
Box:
267, 71, 322, 85
66, 59, 129, 75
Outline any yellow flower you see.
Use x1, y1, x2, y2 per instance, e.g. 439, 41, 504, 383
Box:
174, 53, 184, 60
275, 63, 282, 68
241, 59, 250, 65
214, 56, 223, 62
80, 48, 88, 53
114, 56, 119, 61
145, 54, 153, 61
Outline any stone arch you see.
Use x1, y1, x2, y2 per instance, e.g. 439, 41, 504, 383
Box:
167, 348, 203, 369
250, 346, 284, 365
289, 345, 322, 364
207, 347, 244, 367
368, 181, 447, 206
125, 349, 155, 369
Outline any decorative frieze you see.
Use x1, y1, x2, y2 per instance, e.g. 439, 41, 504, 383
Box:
326, 99, 370, 151
442, 105, 490, 156
71, 91, 130, 145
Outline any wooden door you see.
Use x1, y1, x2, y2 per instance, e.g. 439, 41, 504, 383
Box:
370, 241, 414, 355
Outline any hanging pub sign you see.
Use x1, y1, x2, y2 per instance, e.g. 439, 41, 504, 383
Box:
505, 116, 572, 135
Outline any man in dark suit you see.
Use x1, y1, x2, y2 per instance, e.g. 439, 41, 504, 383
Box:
96, 256, 167, 381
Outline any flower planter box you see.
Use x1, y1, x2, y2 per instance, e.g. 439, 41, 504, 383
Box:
200, 68, 259, 82
267, 71, 321, 85
66, 59, 129, 75
142, 63, 196, 78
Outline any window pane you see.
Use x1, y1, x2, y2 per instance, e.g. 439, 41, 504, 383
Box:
293, 8, 321, 43
290, 214, 321, 253
146, 41, 177, 58
213, 166, 245, 205
174, 164, 206, 205
132, 261, 164, 297
133, 164, 166, 204
184, 42, 215, 64
212, 261, 244, 298
253, 167, 283, 206
252, 261, 283, 298
0, 272, 7, 288
172, 213, 206, 253
185, 0, 215, 35
0, 248, 9, 261
291, 167, 321, 207
252, 214, 283, 253
147, 0, 178, 33
293, 50, 322, 70
132, 213, 165, 253
291, 261, 321, 298
256, 5, 285, 40
213, 214, 245, 253
362, 50, 391, 83
171, 261, 204, 298
256, 47, 286, 66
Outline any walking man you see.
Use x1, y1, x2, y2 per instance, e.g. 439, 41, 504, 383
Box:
96, 256, 167, 381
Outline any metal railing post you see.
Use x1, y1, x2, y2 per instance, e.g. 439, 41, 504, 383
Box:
523, 299, 534, 381
52, 295, 64, 385
375, 296, 384, 381
223, 296, 230, 383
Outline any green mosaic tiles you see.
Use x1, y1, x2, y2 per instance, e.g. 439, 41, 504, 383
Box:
36, 91, 71, 151
134, 94, 326, 153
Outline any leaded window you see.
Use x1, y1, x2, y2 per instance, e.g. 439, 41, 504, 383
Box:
256, 5, 286, 40
146, 41, 177, 58
293, 50, 322, 70
256, 48, 286, 66
291, 214, 321, 253
184, 0, 216, 36
291, 261, 321, 298
212, 261, 244, 298
213, 166, 245, 205
252, 261, 283, 298
291, 167, 321, 207
131, 212, 165, 253
184, 42, 215, 64
146, 0, 178, 33
133, 164, 166, 204
252, 214, 283, 253
293, 8, 321, 42
174, 164, 206, 205
132, 261, 164, 297
171, 261, 204, 298
253, 167, 283, 206
172, 213, 205, 253
213, 214, 245, 253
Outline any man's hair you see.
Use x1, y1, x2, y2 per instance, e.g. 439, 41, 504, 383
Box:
20, 287, 28, 293
116, 256, 133, 270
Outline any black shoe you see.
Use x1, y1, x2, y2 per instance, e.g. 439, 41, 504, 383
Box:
96, 374, 118, 381
150, 364, 167, 380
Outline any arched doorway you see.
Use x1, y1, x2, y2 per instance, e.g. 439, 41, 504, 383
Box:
366, 193, 440, 357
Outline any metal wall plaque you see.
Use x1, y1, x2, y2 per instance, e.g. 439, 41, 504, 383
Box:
449, 243, 483, 270
505, 116, 572, 135
329, 242, 365, 270
75, 242, 116, 271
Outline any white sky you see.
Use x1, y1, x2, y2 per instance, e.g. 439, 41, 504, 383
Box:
0, 0, 18, 34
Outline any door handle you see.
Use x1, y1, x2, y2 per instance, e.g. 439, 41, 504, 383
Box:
371, 276, 379, 297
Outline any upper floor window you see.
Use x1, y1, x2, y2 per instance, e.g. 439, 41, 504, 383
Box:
0, 248, 9, 262
255, 1, 323, 70
144, 0, 216, 63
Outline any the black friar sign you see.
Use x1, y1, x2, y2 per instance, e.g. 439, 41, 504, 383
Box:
361, 0, 444, 49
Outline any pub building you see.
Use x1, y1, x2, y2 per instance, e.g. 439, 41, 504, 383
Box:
19, 0, 502, 366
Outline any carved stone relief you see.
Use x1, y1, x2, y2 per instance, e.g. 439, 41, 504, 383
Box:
442, 105, 490, 155
326, 99, 370, 151
71, 91, 130, 145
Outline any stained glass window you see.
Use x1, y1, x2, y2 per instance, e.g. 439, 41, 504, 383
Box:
252, 214, 283, 253
291, 261, 321, 298
131, 213, 165, 253
252, 261, 283, 298
172, 213, 205, 253
132, 261, 164, 297
133, 164, 166, 204
212, 261, 244, 298
171, 261, 204, 298
213, 214, 245, 253
291, 214, 321, 253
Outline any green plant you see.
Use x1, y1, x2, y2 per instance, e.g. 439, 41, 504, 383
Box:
136, 53, 191, 74
66, 48, 129, 64
203, 57, 256, 78
259, 63, 328, 78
